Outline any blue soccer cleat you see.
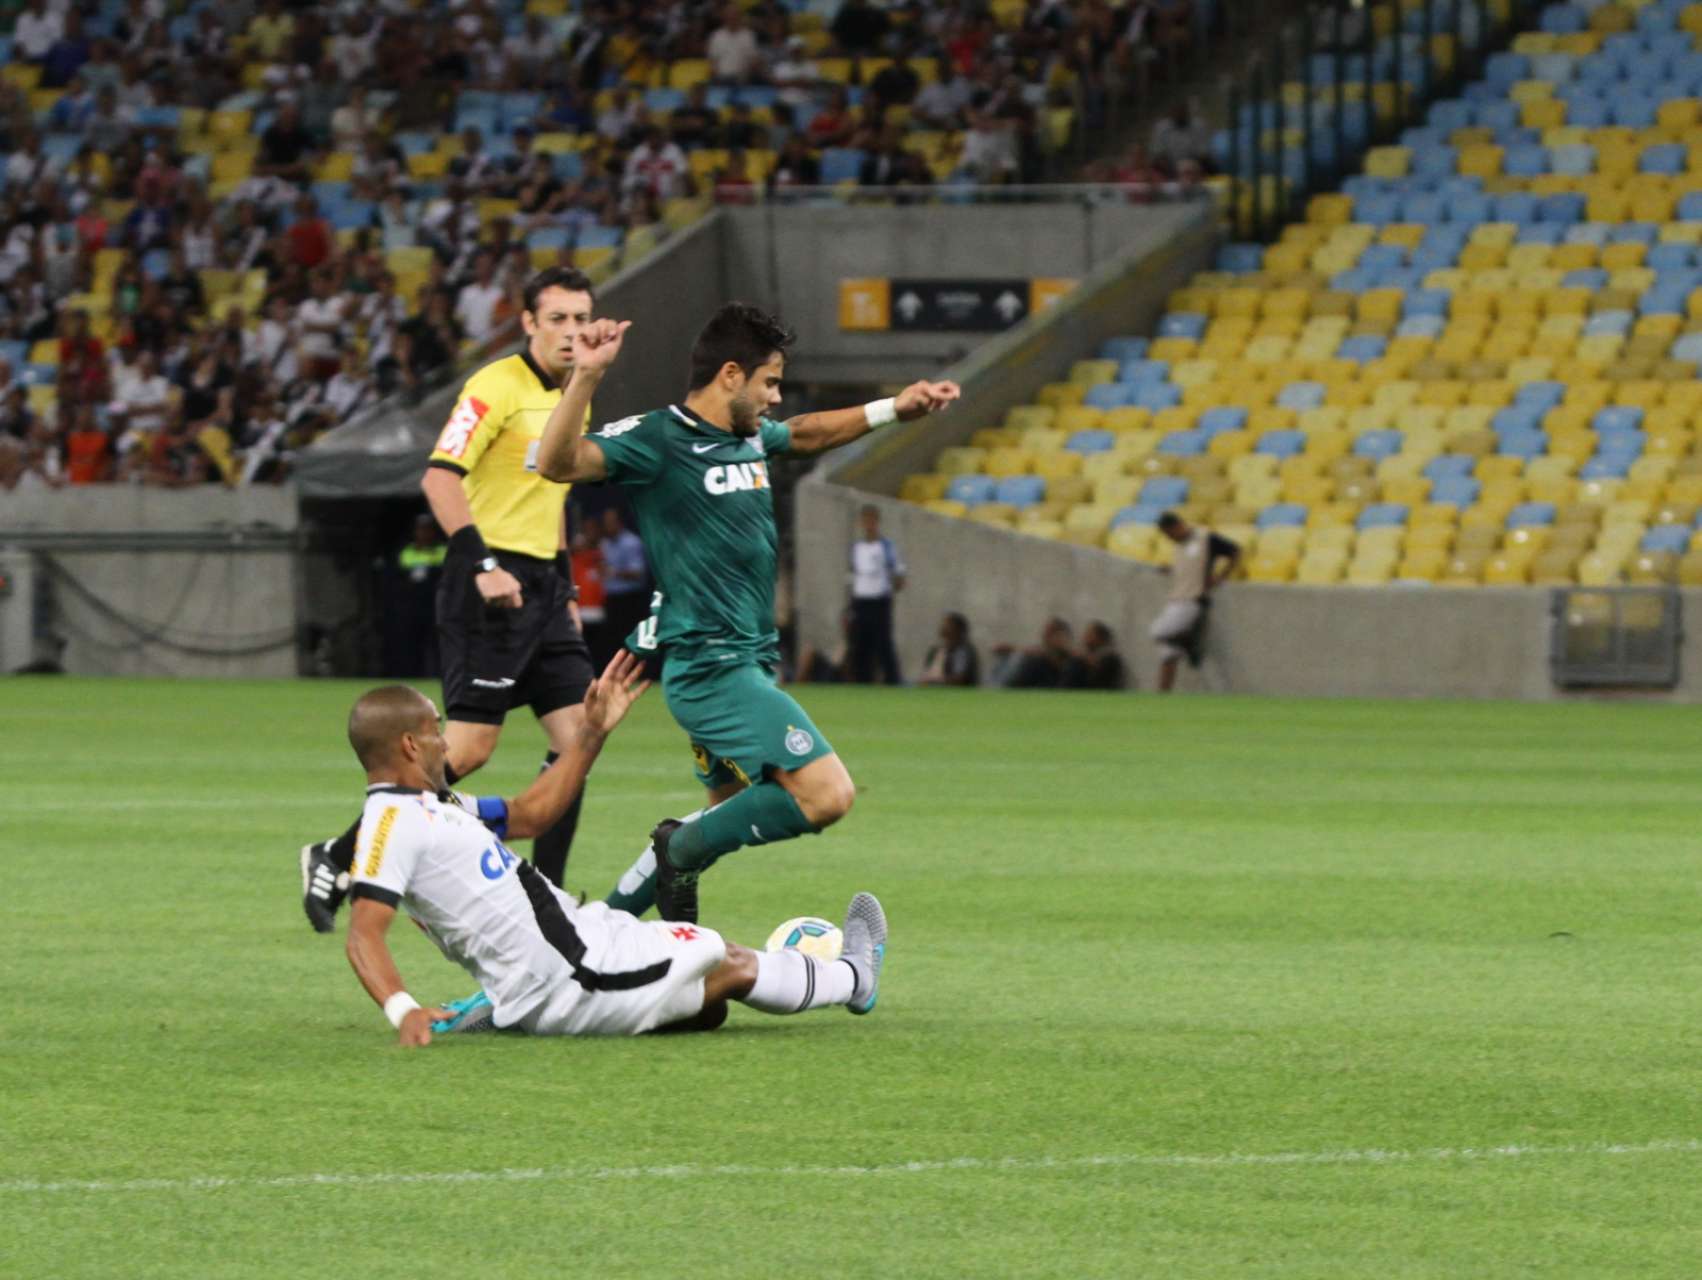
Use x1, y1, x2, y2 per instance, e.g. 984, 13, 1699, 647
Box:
431, 991, 495, 1035
841, 892, 887, 1016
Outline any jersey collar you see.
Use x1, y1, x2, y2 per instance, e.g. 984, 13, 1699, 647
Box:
672, 402, 748, 437
519, 347, 555, 392
366, 783, 430, 796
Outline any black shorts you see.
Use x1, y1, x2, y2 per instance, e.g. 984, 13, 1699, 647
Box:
437, 548, 594, 726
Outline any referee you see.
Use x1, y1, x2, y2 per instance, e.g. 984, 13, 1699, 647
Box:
299, 267, 599, 932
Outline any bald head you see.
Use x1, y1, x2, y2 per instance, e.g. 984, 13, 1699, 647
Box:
347, 685, 438, 773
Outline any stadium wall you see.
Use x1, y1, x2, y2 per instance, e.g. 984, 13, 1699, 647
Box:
796, 489, 1702, 702
0, 488, 299, 677
720, 201, 1211, 385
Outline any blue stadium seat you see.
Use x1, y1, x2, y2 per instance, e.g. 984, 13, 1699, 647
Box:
1140, 476, 1189, 506
1423, 455, 1476, 481
1430, 476, 1481, 507
1593, 406, 1645, 434
1255, 430, 1306, 458
1275, 381, 1327, 411
1354, 429, 1404, 459
1507, 502, 1558, 528
1516, 381, 1567, 411
1499, 432, 1548, 460
1539, 192, 1587, 222
1256, 504, 1308, 529
1357, 503, 1408, 529
818, 148, 867, 183
1066, 430, 1116, 455
1492, 405, 1544, 435
1396, 314, 1447, 339
1083, 384, 1137, 410
1133, 384, 1183, 412
1198, 406, 1248, 435
1098, 337, 1148, 363
946, 475, 997, 505
995, 476, 1046, 507
1111, 504, 1165, 529
1580, 457, 1633, 479
1155, 429, 1207, 456
1121, 359, 1170, 385
1338, 335, 1387, 363
1643, 525, 1693, 553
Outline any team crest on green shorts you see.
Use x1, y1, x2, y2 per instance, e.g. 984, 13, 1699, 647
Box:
784, 725, 814, 756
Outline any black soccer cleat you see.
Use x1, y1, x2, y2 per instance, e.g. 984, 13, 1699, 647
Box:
300, 841, 349, 934
650, 819, 699, 925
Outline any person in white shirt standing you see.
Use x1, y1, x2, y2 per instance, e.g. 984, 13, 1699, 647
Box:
341, 651, 888, 1044
1151, 511, 1241, 693
848, 503, 906, 685
706, 4, 762, 84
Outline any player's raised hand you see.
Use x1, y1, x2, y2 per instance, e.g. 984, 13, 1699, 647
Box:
397, 1006, 451, 1048
895, 380, 962, 421
582, 648, 652, 736
571, 318, 632, 375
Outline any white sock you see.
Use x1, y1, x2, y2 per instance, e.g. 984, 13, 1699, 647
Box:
614, 808, 708, 897
740, 948, 857, 1014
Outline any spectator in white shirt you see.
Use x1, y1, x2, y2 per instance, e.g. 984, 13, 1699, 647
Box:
707, 4, 763, 84
848, 503, 906, 685
596, 87, 642, 144
453, 249, 505, 346
322, 348, 374, 424
770, 35, 821, 112
503, 14, 560, 87
295, 270, 347, 379
14, 0, 65, 62
112, 349, 175, 450
622, 126, 688, 201
911, 54, 975, 128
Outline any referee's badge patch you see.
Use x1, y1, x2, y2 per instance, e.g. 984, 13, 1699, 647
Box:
785, 726, 814, 756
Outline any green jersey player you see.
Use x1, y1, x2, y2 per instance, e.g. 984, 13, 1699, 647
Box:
536, 302, 959, 922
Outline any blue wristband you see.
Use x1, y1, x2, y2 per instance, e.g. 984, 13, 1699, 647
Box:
473, 795, 510, 839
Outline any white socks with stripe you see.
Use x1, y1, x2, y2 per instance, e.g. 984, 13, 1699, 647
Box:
741, 948, 857, 1014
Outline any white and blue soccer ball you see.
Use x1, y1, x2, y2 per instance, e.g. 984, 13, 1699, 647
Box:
765, 916, 844, 961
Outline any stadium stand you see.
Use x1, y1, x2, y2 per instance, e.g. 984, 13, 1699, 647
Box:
0, 0, 1150, 488
901, 0, 1702, 588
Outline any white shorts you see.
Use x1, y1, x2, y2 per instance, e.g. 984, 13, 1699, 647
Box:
518, 901, 728, 1037
1150, 600, 1201, 659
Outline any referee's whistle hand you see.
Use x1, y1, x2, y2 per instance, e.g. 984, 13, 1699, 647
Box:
476, 567, 525, 608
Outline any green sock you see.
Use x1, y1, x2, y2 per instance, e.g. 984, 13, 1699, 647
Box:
667, 782, 817, 870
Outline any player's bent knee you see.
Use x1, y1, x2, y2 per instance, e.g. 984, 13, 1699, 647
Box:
703, 943, 760, 1004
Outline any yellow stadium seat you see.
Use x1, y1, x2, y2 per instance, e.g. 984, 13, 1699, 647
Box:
1069, 360, 1118, 386
1004, 406, 1055, 433
982, 448, 1033, 478
1679, 550, 1702, 586
899, 474, 949, 503
1033, 453, 1082, 481
1034, 382, 1084, 409
923, 499, 969, 519
668, 59, 711, 90
1105, 523, 1158, 560
969, 503, 1018, 528
935, 447, 987, 476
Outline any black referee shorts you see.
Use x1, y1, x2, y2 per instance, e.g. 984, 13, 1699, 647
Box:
437, 548, 594, 726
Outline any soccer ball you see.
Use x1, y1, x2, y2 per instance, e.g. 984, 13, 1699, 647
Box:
765, 916, 844, 961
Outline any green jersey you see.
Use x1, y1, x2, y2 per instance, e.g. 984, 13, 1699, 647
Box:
592, 404, 792, 669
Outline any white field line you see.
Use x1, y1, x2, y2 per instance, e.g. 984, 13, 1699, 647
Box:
5, 1139, 1699, 1197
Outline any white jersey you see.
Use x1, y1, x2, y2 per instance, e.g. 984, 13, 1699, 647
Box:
349, 786, 725, 1035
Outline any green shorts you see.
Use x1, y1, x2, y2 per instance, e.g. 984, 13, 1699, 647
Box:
662, 657, 834, 789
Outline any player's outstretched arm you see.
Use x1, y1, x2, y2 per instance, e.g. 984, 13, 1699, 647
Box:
785, 379, 961, 456
502, 650, 652, 839
346, 898, 451, 1047
536, 318, 631, 483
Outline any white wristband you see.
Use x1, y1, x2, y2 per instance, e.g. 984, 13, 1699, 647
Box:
864, 397, 898, 428
384, 992, 421, 1029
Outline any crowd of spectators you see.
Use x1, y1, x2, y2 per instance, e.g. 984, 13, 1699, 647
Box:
0, 0, 1216, 491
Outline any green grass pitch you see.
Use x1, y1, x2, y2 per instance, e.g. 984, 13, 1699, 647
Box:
6, 678, 1701, 1277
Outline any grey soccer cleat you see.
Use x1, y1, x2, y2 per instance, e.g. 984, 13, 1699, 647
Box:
300, 841, 349, 934
840, 891, 887, 1015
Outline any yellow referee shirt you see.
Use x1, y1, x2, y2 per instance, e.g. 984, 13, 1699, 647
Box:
426, 350, 588, 561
